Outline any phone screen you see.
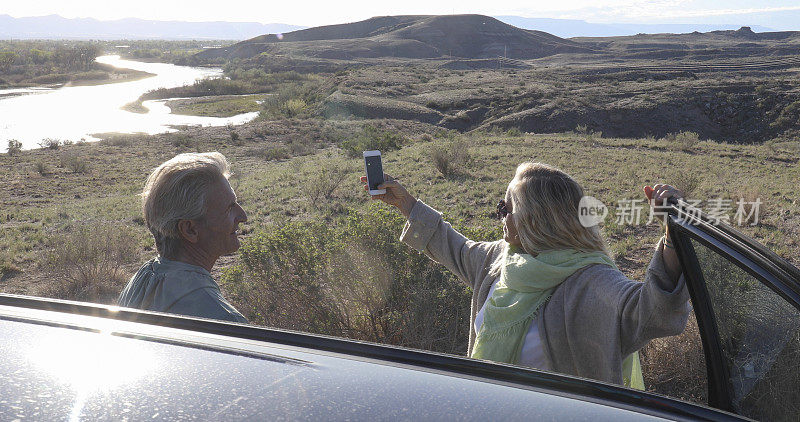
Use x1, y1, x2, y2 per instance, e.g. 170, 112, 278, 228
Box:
365, 154, 384, 190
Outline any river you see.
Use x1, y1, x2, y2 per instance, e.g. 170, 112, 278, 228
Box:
0, 55, 259, 151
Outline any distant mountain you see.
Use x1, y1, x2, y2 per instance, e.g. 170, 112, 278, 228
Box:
197, 14, 592, 62
495, 16, 775, 38
0, 14, 305, 40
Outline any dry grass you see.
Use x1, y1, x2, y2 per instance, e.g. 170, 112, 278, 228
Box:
42, 224, 142, 303
642, 314, 708, 404
732, 187, 764, 226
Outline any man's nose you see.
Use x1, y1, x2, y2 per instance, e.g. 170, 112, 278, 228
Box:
238, 205, 248, 223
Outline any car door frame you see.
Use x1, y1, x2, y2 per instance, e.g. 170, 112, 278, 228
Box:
666, 201, 800, 414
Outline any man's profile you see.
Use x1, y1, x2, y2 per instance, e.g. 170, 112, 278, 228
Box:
118, 152, 248, 323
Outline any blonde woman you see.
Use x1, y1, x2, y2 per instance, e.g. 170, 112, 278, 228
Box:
361, 162, 689, 388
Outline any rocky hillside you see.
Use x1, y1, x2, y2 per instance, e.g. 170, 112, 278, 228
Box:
195, 14, 593, 62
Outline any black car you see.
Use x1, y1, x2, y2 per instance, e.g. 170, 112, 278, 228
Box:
0, 201, 796, 421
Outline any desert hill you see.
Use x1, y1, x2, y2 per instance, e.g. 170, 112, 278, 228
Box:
195, 14, 593, 62
186, 16, 800, 142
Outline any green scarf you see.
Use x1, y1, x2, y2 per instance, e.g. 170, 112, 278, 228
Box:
471, 244, 644, 390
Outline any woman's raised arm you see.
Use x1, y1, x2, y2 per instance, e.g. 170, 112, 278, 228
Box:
360, 174, 503, 289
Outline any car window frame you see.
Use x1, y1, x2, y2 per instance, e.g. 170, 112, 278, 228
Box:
666, 201, 800, 415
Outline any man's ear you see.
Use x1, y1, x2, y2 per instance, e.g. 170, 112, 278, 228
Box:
177, 219, 200, 244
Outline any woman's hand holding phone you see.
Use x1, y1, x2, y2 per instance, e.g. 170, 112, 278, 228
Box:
361, 174, 417, 219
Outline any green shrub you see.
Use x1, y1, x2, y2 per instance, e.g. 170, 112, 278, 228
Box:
281, 98, 307, 117
340, 124, 404, 157
0, 260, 22, 280
245, 146, 291, 161
35, 161, 50, 176
304, 155, 352, 206
223, 204, 472, 353
171, 135, 196, 149
665, 131, 700, 151
771, 100, 800, 130
765, 138, 800, 155
261, 77, 325, 119
6, 139, 22, 155
60, 153, 90, 174
431, 138, 472, 177
229, 130, 241, 145
103, 136, 132, 147
675, 131, 700, 151
505, 127, 522, 137
669, 171, 701, 198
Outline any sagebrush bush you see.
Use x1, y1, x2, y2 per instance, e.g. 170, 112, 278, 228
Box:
38, 138, 61, 150
281, 98, 307, 117
303, 155, 352, 206
171, 135, 196, 149
505, 127, 522, 137
6, 139, 22, 156
340, 124, 404, 157
430, 138, 472, 177
0, 258, 22, 280
261, 77, 325, 119
223, 204, 475, 354
103, 136, 133, 147
60, 153, 90, 174
671, 171, 701, 198
229, 130, 241, 145
43, 224, 140, 303
35, 161, 50, 176
676, 131, 700, 150
665, 131, 700, 151
245, 146, 291, 161
770, 99, 800, 131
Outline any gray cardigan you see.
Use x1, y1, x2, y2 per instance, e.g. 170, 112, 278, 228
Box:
400, 200, 690, 385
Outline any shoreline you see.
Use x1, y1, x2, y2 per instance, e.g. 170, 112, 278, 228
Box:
0, 67, 157, 97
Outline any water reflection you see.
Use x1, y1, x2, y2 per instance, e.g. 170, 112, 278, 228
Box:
0, 55, 259, 151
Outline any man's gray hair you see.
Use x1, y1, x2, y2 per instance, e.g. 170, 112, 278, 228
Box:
142, 152, 230, 258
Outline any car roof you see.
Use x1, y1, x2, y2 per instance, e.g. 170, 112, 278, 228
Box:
0, 294, 744, 421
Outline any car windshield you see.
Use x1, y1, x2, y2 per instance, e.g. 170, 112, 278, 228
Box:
1, 1, 799, 414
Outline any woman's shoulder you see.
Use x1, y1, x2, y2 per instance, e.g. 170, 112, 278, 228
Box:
562, 263, 635, 292
550, 264, 637, 312
572, 262, 625, 278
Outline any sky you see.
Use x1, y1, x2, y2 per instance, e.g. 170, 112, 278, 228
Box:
2, 0, 800, 27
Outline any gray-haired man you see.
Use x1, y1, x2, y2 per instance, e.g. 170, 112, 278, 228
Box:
118, 152, 248, 323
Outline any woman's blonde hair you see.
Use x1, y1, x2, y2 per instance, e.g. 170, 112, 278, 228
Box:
506, 162, 610, 257
142, 152, 230, 258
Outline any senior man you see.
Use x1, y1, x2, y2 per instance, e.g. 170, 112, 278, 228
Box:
118, 152, 249, 323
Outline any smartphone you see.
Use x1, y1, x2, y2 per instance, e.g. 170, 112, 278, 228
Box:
363, 150, 386, 195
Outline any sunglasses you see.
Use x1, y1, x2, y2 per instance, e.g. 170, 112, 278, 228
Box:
496, 199, 511, 220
